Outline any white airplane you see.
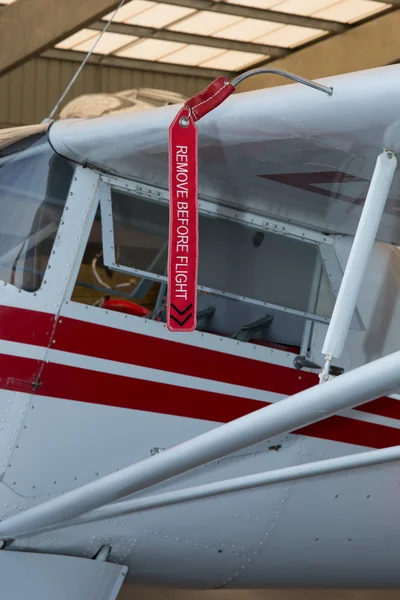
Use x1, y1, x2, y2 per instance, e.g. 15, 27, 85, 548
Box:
1, 62, 400, 599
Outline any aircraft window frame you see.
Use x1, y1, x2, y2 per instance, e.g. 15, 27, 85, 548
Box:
0, 135, 76, 294
98, 175, 337, 330
69, 173, 365, 356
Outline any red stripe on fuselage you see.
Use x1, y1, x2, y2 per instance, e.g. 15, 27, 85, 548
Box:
53, 315, 318, 396
0, 352, 42, 392
53, 314, 400, 423
0, 306, 400, 428
353, 397, 400, 420
0, 306, 55, 347
0, 353, 399, 449
295, 415, 400, 448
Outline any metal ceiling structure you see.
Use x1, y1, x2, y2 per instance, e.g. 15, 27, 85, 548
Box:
0, 0, 396, 78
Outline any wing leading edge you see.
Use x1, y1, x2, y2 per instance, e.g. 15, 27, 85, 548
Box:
49, 64, 400, 244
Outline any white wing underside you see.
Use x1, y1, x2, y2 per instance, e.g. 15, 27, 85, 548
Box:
50, 64, 400, 244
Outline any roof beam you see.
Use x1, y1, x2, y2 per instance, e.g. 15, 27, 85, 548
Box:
138, 0, 347, 32
42, 48, 232, 79
237, 9, 400, 92
90, 20, 288, 59
0, 0, 124, 76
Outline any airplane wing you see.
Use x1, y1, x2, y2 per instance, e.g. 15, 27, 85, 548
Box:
50, 63, 400, 244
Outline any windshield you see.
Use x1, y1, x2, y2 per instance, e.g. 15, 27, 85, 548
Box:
0, 129, 74, 292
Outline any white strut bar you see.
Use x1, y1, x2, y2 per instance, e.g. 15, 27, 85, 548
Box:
320, 150, 397, 381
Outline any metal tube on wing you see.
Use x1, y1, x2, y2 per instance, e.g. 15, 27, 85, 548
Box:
231, 68, 333, 96
46, 443, 400, 530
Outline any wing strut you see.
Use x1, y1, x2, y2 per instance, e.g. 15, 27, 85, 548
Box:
2, 347, 400, 540
38, 443, 400, 531
320, 151, 397, 381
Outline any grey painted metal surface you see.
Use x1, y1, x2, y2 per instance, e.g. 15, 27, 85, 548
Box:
0, 550, 127, 600
55, 443, 400, 529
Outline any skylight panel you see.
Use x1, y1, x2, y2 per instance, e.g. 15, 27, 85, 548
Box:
214, 18, 282, 41
126, 3, 195, 28
73, 32, 137, 55
159, 45, 224, 65
314, 0, 389, 23
102, 0, 154, 23
272, 0, 341, 15
168, 11, 243, 35
55, 29, 97, 51
116, 38, 185, 60
255, 24, 326, 47
223, 0, 285, 8
200, 50, 266, 70
50, 0, 392, 74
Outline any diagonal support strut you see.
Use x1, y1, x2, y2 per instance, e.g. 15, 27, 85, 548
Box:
35, 442, 400, 532
320, 150, 397, 379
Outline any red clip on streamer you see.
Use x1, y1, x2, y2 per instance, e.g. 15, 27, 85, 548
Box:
167, 76, 235, 332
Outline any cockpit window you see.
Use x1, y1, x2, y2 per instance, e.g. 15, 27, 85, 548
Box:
70, 185, 336, 353
109, 189, 326, 314
0, 130, 74, 292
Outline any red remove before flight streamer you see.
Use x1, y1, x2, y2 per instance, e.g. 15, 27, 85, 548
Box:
167, 77, 235, 332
